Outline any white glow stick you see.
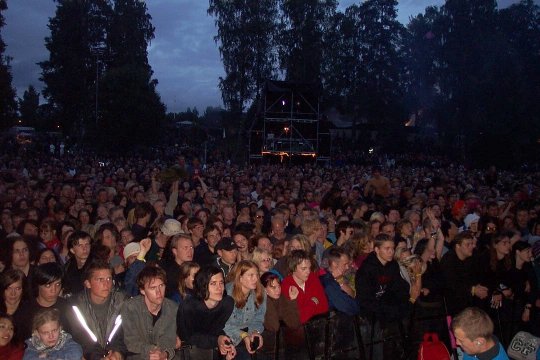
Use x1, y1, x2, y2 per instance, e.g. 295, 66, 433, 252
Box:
107, 315, 122, 343
72, 305, 98, 342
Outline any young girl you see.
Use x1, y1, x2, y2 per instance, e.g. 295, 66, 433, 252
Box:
23, 308, 82, 359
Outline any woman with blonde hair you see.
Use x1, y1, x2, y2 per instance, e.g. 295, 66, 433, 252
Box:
23, 308, 82, 359
251, 248, 273, 274
224, 260, 266, 359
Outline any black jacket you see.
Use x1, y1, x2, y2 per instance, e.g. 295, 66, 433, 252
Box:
176, 295, 234, 349
355, 252, 409, 324
440, 250, 480, 315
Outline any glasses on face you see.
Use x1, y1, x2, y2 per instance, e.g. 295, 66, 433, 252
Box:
39, 326, 60, 337
261, 258, 272, 263
486, 226, 497, 232
255, 215, 264, 219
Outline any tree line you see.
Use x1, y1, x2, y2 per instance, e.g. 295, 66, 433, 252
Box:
0, 0, 165, 151
209, 0, 540, 165
1, 0, 539, 162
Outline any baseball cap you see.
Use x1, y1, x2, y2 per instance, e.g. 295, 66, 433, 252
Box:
215, 237, 238, 252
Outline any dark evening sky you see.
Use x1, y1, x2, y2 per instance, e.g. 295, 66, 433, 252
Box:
2, 0, 527, 113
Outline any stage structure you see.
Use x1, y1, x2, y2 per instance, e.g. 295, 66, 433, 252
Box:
249, 80, 330, 164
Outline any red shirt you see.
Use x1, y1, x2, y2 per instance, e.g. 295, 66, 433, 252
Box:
282, 271, 329, 324
0, 342, 24, 360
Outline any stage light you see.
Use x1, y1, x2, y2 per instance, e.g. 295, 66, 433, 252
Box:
284, 126, 289, 133
368, 148, 374, 154
281, 100, 286, 106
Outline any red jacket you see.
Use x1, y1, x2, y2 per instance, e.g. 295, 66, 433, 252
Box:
282, 271, 329, 324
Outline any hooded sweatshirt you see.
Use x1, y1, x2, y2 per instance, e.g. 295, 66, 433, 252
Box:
355, 252, 409, 325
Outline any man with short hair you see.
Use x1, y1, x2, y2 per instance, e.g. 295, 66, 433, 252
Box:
364, 166, 390, 200
67, 260, 127, 359
380, 221, 396, 240
269, 215, 289, 246
440, 232, 488, 315
320, 247, 358, 316
194, 224, 221, 267
221, 204, 236, 228
452, 307, 509, 359
214, 237, 238, 278
122, 266, 178, 360
131, 202, 154, 242
63, 231, 93, 295
355, 233, 410, 324
160, 234, 194, 297
334, 221, 353, 247
355, 234, 410, 359
187, 217, 205, 247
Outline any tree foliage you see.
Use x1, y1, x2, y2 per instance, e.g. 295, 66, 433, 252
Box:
98, 0, 165, 150
0, 0, 17, 129
18, 85, 40, 127
40, 0, 163, 150
208, 0, 280, 113
278, 0, 337, 85
39, 0, 111, 139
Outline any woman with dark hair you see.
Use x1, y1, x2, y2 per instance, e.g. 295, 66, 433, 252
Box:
0, 269, 28, 343
78, 209, 95, 238
0, 313, 24, 360
414, 238, 444, 304
507, 241, 538, 337
224, 260, 266, 359
478, 233, 513, 305
94, 223, 122, 264
18, 263, 70, 341
170, 261, 200, 304
176, 266, 235, 360
35, 248, 62, 266
42, 194, 58, 219
281, 250, 328, 324
7, 236, 36, 278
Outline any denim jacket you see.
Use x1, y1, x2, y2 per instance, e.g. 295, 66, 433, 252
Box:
223, 282, 267, 346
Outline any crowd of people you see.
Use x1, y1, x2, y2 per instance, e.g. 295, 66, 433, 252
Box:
0, 140, 539, 359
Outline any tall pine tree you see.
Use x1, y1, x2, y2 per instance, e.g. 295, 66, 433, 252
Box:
356, 0, 405, 128
208, 0, 280, 113
98, 0, 165, 150
40, 0, 111, 139
18, 85, 40, 128
0, 0, 17, 129
278, 0, 337, 85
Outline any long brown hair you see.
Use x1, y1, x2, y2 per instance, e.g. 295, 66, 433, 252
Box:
178, 261, 200, 299
489, 233, 512, 272
229, 260, 264, 309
